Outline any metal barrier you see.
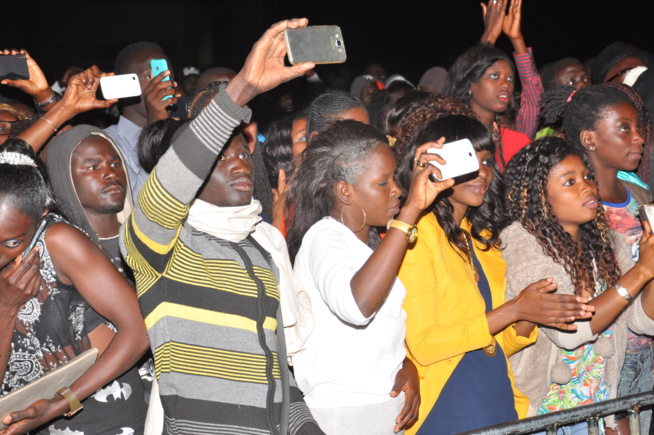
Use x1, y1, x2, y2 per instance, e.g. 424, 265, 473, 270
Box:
458, 391, 654, 435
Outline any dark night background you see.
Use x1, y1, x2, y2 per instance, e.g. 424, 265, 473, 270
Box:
2, 0, 652, 88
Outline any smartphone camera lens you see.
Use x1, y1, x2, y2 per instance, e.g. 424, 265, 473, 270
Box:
468, 152, 472, 156
335, 40, 342, 48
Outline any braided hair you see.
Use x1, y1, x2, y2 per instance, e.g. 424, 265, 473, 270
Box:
305, 90, 367, 139
541, 84, 649, 182
504, 136, 621, 296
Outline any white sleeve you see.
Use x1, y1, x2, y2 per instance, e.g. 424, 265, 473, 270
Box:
303, 224, 371, 326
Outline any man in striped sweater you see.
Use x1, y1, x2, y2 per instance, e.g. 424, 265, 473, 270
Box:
120, 18, 323, 435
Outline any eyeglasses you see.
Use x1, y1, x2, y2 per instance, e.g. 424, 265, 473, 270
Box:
0, 120, 18, 136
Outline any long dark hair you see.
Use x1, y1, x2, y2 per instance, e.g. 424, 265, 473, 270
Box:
445, 43, 517, 123
397, 115, 503, 257
286, 120, 387, 262
504, 136, 621, 296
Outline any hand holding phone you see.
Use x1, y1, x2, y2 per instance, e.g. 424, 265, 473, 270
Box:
22, 218, 48, 258
284, 25, 347, 65
0, 54, 29, 81
99, 74, 141, 99
427, 138, 480, 181
151, 59, 173, 101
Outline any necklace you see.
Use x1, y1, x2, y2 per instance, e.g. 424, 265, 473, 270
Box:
463, 231, 497, 357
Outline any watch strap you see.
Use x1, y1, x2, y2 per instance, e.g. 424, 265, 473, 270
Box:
56, 386, 83, 417
387, 219, 417, 242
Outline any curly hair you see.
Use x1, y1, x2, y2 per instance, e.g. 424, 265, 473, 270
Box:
504, 136, 621, 296
396, 115, 503, 258
285, 120, 387, 262
386, 90, 475, 157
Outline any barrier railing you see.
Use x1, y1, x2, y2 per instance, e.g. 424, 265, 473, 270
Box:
458, 391, 654, 435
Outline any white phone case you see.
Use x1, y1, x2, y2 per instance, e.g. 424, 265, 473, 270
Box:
100, 74, 141, 99
427, 138, 480, 181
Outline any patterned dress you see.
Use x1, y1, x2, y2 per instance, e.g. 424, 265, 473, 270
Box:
1, 215, 147, 435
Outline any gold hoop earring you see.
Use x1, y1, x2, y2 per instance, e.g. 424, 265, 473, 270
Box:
340, 202, 367, 232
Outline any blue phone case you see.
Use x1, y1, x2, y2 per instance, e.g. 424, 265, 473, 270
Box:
150, 59, 172, 101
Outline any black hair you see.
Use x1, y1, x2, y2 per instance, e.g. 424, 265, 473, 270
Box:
286, 120, 388, 261
541, 84, 638, 147
396, 115, 503, 256
188, 81, 224, 118
539, 58, 584, 92
445, 43, 517, 124
114, 41, 165, 75
375, 81, 417, 133
262, 113, 297, 188
138, 118, 191, 173
504, 136, 621, 295
0, 139, 58, 219
305, 90, 366, 139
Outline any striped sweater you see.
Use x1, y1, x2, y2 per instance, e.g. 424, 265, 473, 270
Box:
120, 85, 322, 435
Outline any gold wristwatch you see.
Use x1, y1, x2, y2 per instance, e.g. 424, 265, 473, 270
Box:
387, 219, 418, 243
56, 386, 83, 417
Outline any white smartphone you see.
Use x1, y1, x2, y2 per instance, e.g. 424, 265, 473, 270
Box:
427, 138, 480, 181
284, 25, 347, 65
99, 74, 141, 99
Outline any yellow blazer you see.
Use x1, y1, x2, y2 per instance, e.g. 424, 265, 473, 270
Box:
398, 213, 536, 434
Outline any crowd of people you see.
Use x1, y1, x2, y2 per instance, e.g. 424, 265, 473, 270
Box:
2, 1, 654, 434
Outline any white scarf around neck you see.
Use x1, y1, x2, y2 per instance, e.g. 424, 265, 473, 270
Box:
186, 197, 313, 357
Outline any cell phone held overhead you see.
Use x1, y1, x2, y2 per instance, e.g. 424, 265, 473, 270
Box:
284, 25, 347, 65
427, 138, 480, 181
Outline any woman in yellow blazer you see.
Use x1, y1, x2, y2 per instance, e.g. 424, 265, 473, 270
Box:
396, 115, 594, 434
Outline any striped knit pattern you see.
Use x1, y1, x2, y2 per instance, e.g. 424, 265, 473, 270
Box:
121, 86, 322, 435
514, 48, 545, 140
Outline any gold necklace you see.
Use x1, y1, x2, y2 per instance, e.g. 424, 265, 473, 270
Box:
463, 232, 497, 357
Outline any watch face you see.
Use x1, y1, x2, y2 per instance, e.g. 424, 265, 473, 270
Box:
407, 226, 418, 243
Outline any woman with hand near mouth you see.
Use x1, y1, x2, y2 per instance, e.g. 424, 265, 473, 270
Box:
286, 120, 452, 434
502, 136, 654, 434
541, 84, 654, 433
396, 115, 594, 435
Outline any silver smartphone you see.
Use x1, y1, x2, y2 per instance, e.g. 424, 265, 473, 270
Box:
99, 74, 141, 99
284, 25, 347, 65
427, 138, 480, 181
